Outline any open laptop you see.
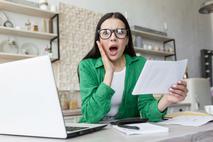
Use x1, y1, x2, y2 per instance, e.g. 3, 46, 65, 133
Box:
0, 56, 106, 139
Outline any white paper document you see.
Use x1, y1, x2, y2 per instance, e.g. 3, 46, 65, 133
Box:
158, 115, 213, 127
132, 59, 188, 95
113, 123, 169, 135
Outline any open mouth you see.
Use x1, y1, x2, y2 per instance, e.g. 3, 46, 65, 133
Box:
109, 46, 118, 55
109, 46, 118, 50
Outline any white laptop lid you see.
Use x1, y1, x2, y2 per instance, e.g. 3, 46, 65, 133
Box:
0, 56, 67, 138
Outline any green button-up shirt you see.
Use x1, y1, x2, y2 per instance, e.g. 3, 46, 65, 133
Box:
79, 54, 166, 123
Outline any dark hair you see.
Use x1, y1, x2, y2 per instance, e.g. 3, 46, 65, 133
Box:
82, 12, 136, 60
78, 12, 136, 82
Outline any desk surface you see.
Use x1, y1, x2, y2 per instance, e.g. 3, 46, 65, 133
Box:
1, 122, 213, 142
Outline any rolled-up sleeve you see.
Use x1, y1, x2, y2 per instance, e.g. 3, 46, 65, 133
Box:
79, 61, 114, 123
138, 95, 167, 122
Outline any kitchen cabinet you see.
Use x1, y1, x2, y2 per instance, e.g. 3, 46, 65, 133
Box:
0, 0, 60, 62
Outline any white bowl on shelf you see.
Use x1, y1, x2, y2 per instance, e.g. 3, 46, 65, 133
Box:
0, 40, 18, 54
19, 42, 39, 56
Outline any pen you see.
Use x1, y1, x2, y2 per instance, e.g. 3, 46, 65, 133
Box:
118, 125, 140, 130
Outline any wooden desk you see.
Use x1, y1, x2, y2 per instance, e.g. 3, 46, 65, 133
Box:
0, 122, 213, 142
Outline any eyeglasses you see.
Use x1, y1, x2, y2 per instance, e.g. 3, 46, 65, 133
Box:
98, 28, 128, 39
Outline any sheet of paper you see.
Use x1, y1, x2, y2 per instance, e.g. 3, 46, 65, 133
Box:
113, 123, 168, 135
132, 59, 188, 95
158, 115, 213, 127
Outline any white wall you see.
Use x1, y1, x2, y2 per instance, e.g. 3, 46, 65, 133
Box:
17, 0, 213, 77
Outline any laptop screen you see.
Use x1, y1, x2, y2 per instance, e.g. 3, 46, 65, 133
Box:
0, 56, 67, 138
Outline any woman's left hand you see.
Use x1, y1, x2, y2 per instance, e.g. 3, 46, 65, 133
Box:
158, 80, 188, 111
166, 80, 188, 103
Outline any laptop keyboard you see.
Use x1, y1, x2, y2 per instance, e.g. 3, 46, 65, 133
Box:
66, 126, 88, 132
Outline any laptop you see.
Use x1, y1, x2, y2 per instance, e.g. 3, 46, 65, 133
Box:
0, 56, 106, 139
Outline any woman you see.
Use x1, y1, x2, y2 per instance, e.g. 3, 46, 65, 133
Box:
78, 12, 188, 123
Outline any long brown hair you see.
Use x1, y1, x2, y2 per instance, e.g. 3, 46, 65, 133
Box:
78, 12, 136, 82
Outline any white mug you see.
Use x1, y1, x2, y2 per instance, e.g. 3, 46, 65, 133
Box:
204, 105, 213, 115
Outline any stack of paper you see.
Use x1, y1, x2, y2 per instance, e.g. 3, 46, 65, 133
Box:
113, 123, 169, 135
165, 111, 209, 118
159, 115, 213, 127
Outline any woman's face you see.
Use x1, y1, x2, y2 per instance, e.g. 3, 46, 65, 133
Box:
99, 18, 129, 62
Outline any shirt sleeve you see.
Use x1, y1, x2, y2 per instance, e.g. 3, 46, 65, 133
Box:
138, 94, 167, 122
79, 61, 115, 123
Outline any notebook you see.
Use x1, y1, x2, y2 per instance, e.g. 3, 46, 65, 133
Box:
0, 56, 106, 139
113, 123, 169, 135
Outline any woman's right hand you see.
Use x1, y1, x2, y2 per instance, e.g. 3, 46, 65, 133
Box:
96, 41, 114, 86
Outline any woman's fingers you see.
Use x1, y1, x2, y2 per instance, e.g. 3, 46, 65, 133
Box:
169, 87, 184, 96
178, 80, 188, 94
177, 80, 187, 86
96, 40, 109, 64
96, 41, 107, 58
170, 85, 187, 95
169, 80, 188, 98
169, 88, 186, 99
173, 80, 187, 91
96, 41, 114, 73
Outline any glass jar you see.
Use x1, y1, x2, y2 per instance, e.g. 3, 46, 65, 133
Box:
59, 91, 69, 110
69, 91, 79, 110
25, 19, 31, 31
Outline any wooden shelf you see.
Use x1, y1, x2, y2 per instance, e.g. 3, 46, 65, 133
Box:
0, 0, 60, 62
131, 29, 173, 42
0, 0, 58, 18
0, 26, 57, 40
134, 47, 175, 56
63, 109, 81, 116
0, 52, 58, 63
0, 52, 35, 61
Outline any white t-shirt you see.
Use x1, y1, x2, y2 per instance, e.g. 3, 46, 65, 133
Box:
107, 67, 126, 116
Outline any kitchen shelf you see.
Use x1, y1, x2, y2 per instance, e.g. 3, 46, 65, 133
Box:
131, 27, 176, 60
0, 52, 35, 60
0, 52, 57, 62
134, 47, 175, 56
0, 0, 58, 18
0, 0, 60, 62
63, 109, 81, 116
131, 29, 173, 42
0, 26, 57, 40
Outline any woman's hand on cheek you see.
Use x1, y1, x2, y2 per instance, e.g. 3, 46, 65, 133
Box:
96, 41, 114, 74
96, 41, 114, 86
